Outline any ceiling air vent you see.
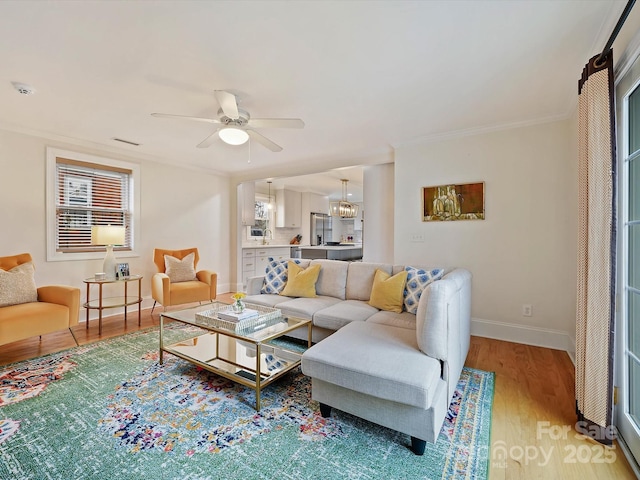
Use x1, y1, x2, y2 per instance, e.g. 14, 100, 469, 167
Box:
112, 138, 141, 146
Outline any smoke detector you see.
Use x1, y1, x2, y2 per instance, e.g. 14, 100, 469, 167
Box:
12, 82, 35, 96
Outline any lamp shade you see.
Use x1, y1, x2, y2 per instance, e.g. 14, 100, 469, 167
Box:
91, 225, 125, 246
218, 127, 249, 145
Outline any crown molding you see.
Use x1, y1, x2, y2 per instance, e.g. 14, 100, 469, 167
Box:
0, 121, 229, 177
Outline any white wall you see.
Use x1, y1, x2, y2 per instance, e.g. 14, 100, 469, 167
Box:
0, 129, 232, 318
394, 119, 577, 351
363, 163, 394, 263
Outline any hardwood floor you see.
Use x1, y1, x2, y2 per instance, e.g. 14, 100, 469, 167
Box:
1, 295, 636, 478
466, 337, 636, 479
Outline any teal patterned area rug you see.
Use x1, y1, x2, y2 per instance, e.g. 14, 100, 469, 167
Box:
0, 326, 494, 480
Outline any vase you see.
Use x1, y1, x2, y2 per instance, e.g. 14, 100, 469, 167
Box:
233, 300, 245, 313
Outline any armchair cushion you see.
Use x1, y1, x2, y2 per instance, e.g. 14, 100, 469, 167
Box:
0, 261, 38, 307
164, 252, 196, 282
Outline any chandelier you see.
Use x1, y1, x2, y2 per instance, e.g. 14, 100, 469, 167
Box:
329, 179, 359, 218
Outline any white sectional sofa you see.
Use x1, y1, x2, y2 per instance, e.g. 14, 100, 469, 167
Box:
244, 259, 472, 454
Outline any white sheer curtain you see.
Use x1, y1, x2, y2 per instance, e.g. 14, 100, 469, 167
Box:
576, 52, 617, 445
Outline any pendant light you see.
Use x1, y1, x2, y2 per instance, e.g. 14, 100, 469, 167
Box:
329, 179, 359, 218
267, 181, 273, 210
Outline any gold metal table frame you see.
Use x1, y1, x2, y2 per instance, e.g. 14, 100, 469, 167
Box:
83, 275, 143, 335
159, 302, 312, 411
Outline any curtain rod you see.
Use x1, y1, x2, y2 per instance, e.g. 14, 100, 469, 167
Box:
595, 0, 636, 66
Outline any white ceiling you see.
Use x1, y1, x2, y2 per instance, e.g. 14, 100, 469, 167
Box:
0, 1, 627, 200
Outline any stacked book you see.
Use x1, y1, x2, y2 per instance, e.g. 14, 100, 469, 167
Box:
217, 309, 259, 322
195, 304, 283, 333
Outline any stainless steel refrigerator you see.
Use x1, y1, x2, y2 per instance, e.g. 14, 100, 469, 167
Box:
310, 213, 332, 245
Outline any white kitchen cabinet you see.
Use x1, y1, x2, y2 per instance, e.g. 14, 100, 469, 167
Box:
306, 192, 329, 215
255, 247, 289, 276
240, 182, 256, 226
275, 189, 302, 228
241, 246, 290, 286
241, 249, 257, 286
354, 204, 364, 231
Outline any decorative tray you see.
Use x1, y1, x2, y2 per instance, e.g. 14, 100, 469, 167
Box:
195, 303, 283, 332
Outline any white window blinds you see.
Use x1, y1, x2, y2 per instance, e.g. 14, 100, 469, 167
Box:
55, 158, 132, 253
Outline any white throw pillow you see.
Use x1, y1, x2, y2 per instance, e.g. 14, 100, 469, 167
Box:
164, 253, 196, 283
0, 262, 38, 307
403, 266, 444, 314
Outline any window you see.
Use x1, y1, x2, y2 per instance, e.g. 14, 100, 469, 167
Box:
46, 148, 140, 261
247, 195, 272, 239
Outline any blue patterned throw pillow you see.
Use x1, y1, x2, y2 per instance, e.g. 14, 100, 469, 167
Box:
403, 266, 445, 314
261, 258, 301, 294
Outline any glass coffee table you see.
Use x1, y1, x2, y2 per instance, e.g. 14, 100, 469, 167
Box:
159, 302, 311, 411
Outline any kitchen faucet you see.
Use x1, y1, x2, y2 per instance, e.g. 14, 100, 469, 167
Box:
262, 228, 272, 245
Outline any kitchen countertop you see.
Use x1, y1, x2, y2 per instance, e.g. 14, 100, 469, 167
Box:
301, 244, 362, 250
241, 244, 305, 248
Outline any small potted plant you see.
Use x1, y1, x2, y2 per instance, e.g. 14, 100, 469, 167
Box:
231, 292, 246, 313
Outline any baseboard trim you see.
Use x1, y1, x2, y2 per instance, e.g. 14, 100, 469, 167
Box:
471, 317, 571, 352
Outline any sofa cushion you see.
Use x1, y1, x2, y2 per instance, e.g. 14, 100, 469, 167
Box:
280, 262, 321, 298
403, 266, 444, 314
261, 258, 302, 294
310, 260, 348, 300
346, 262, 393, 301
367, 310, 417, 330
368, 269, 408, 313
313, 300, 379, 330
164, 253, 196, 283
302, 321, 442, 409
276, 296, 342, 320
243, 293, 293, 308
0, 262, 38, 307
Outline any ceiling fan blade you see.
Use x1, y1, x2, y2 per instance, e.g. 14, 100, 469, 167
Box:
197, 129, 221, 148
214, 90, 239, 119
151, 113, 221, 124
249, 118, 305, 129
247, 129, 282, 152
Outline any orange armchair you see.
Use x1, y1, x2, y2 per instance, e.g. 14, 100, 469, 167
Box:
151, 247, 217, 312
0, 253, 80, 346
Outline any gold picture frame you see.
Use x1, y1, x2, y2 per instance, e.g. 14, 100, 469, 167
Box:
422, 182, 485, 221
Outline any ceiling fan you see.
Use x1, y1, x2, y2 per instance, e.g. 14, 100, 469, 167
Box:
151, 90, 304, 152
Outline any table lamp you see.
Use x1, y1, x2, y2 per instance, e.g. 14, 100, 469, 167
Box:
91, 225, 126, 280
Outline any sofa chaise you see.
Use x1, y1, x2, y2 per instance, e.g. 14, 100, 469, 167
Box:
244, 258, 471, 454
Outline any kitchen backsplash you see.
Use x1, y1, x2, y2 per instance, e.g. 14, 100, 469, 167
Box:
271, 227, 300, 244
245, 226, 362, 246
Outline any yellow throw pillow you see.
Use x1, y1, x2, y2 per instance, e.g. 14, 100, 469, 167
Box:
280, 262, 321, 298
368, 269, 408, 313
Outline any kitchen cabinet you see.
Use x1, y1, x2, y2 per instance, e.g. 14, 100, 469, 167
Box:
275, 189, 301, 228
354, 205, 364, 231
241, 246, 290, 286
300, 246, 362, 261
306, 192, 329, 215
241, 249, 257, 287
240, 182, 256, 226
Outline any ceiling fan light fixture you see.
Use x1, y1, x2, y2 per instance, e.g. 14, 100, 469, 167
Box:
218, 127, 249, 145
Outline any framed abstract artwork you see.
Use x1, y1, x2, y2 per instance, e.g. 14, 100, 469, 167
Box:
422, 182, 485, 221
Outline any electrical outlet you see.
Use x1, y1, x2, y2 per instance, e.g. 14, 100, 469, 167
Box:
522, 304, 533, 317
